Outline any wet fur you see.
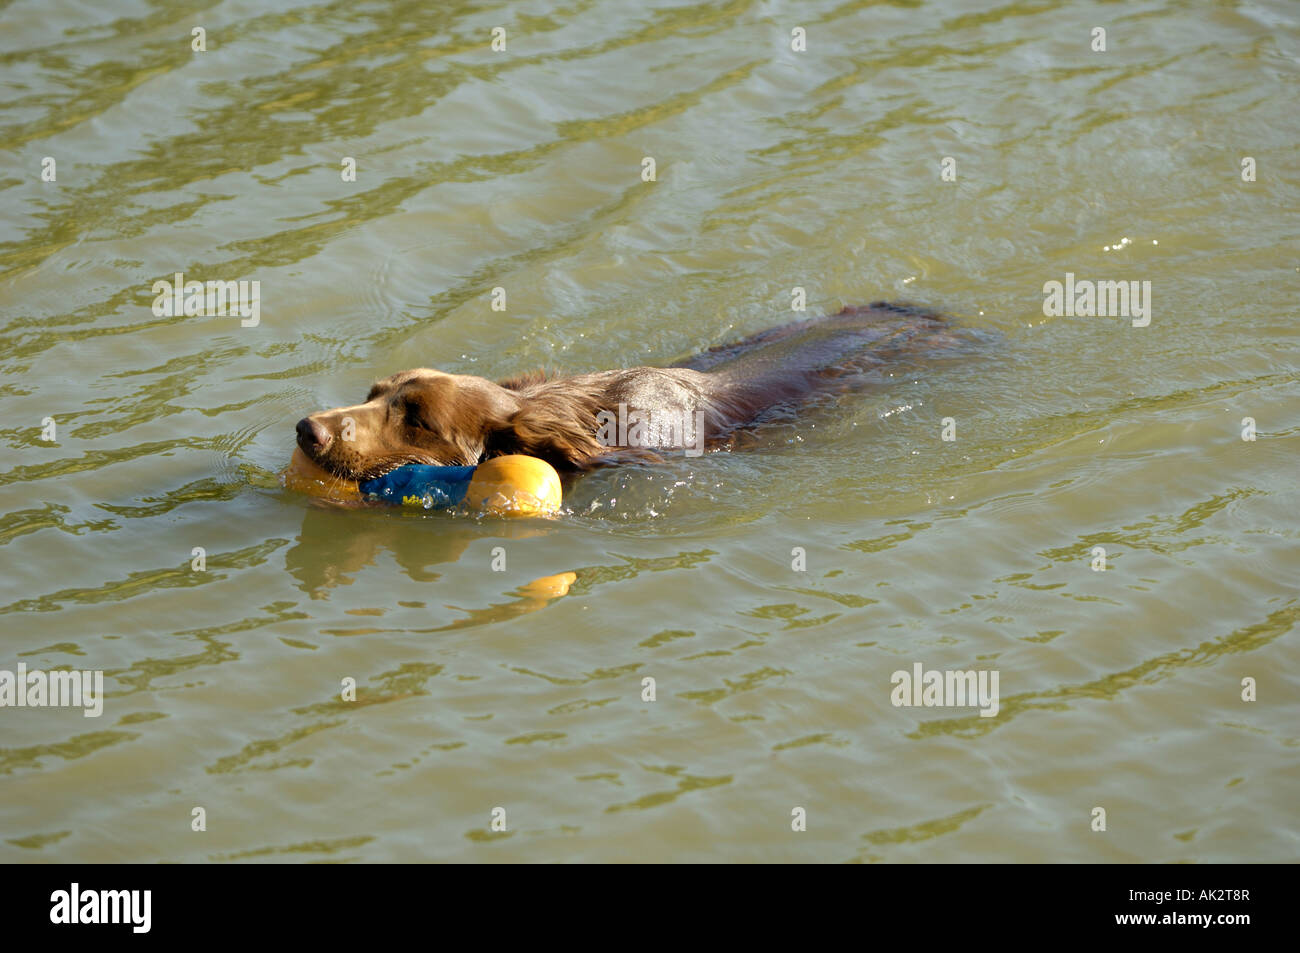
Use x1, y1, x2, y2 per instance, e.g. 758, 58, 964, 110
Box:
296, 303, 955, 479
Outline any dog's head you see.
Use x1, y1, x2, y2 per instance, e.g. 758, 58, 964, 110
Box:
294, 369, 520, 479
295, 368, 606, 479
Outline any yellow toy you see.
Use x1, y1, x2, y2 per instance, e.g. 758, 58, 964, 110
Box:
285, 449, 562, 517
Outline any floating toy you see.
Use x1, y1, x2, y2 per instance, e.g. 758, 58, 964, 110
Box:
284, 448, 562, 517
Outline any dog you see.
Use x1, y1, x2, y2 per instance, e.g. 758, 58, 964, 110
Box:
295, 303, 959, 479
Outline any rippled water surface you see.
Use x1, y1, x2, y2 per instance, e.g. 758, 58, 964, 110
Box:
1, 0, 1297, 862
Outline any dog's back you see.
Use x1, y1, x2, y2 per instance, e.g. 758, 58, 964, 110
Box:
679, 303, 955, 377
559, 303, 969, 458
676, 303, 965, 432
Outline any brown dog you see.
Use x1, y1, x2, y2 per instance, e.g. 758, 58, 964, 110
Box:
295, 303, 958, 479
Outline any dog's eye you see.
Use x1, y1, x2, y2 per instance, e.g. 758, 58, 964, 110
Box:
400, 399, 428, 430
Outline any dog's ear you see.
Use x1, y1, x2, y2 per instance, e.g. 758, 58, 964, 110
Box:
486, 399, 605, 470
400, 379, 508, 466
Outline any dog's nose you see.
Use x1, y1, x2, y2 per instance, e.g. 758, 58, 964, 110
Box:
296, 416, 333, 453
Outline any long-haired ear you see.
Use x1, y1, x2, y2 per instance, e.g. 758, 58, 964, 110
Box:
487, 401, 605, 470
403, 385, 496, 466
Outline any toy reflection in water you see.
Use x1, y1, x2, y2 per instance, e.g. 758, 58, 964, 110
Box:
283, 452, 576, 616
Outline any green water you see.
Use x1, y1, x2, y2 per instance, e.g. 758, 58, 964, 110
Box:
1, 0, 1297, 862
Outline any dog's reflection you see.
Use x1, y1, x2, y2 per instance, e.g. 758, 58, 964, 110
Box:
285, 501, 576, 625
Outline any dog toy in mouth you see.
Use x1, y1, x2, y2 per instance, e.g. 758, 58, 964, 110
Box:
284, 449, 562, 517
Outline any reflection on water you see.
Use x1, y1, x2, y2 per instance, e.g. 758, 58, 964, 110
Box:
288, 502, 576, 629
1, 0, 1297, 862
